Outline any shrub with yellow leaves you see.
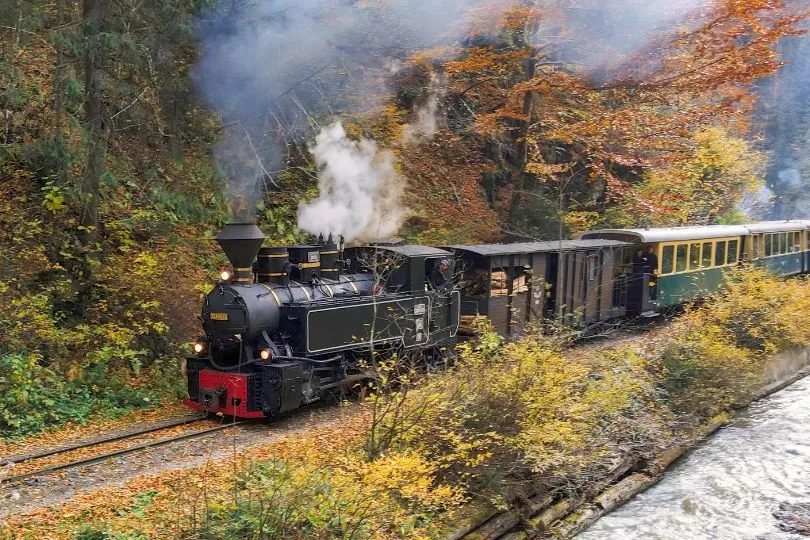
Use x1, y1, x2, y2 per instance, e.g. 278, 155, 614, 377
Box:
365, 329, 657, 504
654, 265, 810, 418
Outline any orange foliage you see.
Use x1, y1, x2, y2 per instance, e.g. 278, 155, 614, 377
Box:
475, 0, 806, 225
399, 132, 501, 244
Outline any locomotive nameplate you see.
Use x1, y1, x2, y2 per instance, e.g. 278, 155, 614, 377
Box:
209, 312, 229, 321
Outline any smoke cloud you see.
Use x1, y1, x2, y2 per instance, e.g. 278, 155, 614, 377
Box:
545, 0, 707, 79
195, 0, 762, 232
757, 16, 810, 219
297, 122, 404, 242
193, 0, 494, 224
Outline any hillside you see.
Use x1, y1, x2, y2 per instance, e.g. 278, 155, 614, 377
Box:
0, 0, 808, 435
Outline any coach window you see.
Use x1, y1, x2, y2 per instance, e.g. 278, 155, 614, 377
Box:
689, 243, 701, 270
701, 242, 713, 267
780, 233, 788, 254
765, 234, 773, 257
715, 241, 727, 266
675, 244, 688, 273
793, 231, 801, 252
727, 239, 738, 264
752, 235, 761, 259
661, 245, 675, 275
617, 247, 633, 274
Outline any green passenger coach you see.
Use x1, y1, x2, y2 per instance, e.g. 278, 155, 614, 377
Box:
581, 221, 810, 311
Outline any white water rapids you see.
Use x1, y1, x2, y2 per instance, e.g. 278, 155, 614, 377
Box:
579, 376, 810, 539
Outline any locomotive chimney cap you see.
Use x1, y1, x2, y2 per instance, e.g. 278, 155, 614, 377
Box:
217, 223, 265, 269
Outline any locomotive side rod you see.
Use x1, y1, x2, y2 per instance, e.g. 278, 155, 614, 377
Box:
0, 422, 242, 489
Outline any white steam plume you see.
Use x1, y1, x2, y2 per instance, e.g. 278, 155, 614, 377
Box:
297, 122, 405, 242
403, 74, 445, 145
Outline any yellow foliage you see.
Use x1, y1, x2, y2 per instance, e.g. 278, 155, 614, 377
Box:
655, 266, 810, 417
370, 331, 656, 494
562, 211, 602, 234
356, 450, 463, 510
636, 127, 766, 225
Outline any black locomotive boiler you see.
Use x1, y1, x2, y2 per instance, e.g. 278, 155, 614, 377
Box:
184, 223, 461, 418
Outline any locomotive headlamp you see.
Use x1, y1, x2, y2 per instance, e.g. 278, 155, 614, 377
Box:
220, 270, 231, 281
194, 342, 205, 354
260, 349, 271, 360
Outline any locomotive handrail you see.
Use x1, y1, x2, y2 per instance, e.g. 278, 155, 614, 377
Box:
283, 291, 429, 308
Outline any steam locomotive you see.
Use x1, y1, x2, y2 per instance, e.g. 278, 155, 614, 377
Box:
185, 220, 810, 419
184, 223, 460, 418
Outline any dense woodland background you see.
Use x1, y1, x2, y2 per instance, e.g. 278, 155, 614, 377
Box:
1, 0, 809, 434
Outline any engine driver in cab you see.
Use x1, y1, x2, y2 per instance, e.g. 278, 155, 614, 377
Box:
429, 258, 450, 291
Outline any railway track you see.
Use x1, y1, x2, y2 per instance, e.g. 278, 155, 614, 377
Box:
0, 416, 242, 489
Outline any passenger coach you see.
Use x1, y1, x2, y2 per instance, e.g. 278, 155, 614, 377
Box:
582, 221, 810, 309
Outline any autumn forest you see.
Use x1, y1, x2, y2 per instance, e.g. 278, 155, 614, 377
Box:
2, 0, 810, 537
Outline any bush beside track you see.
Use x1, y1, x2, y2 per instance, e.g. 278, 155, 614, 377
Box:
4, 265, 810, 539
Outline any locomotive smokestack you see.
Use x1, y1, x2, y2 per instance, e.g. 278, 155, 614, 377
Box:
217, 223, 265, 284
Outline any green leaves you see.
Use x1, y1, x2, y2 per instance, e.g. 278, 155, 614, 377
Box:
41, 180, 65, 213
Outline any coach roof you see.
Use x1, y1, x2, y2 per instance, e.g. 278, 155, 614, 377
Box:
744, 220, 810, 233
582, 221, 810, 243
446, 239, 629, 256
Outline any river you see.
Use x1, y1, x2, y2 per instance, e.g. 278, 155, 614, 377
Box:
579, 375, 810, 539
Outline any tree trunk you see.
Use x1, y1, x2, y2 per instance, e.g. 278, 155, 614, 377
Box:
74, 0, 107, 311
54, 0, 68, 183
507, 43, 538, 235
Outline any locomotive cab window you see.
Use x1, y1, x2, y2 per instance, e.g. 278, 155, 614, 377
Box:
425, 257, 450, 291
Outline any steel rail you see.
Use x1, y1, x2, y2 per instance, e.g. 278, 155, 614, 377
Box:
0, 422, 242, 488
0, 415, 208, 467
